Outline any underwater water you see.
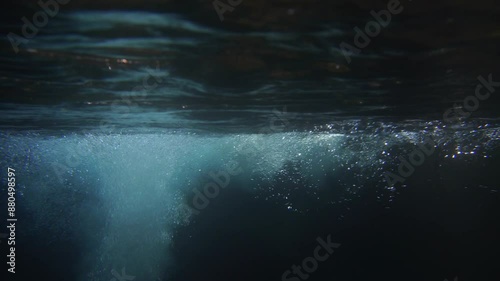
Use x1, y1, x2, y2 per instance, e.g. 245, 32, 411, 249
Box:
1, 1, 500, 281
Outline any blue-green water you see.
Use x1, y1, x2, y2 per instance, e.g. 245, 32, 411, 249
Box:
1, 3, 500, 281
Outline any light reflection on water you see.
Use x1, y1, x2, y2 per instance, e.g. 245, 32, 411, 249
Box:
1, 11, 499, 133
1, 6, 500, 281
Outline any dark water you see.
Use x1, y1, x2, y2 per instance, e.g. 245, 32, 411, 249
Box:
0, 1, 500, 281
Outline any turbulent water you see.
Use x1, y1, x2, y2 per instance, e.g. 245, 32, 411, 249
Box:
1, 2, 500, 281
